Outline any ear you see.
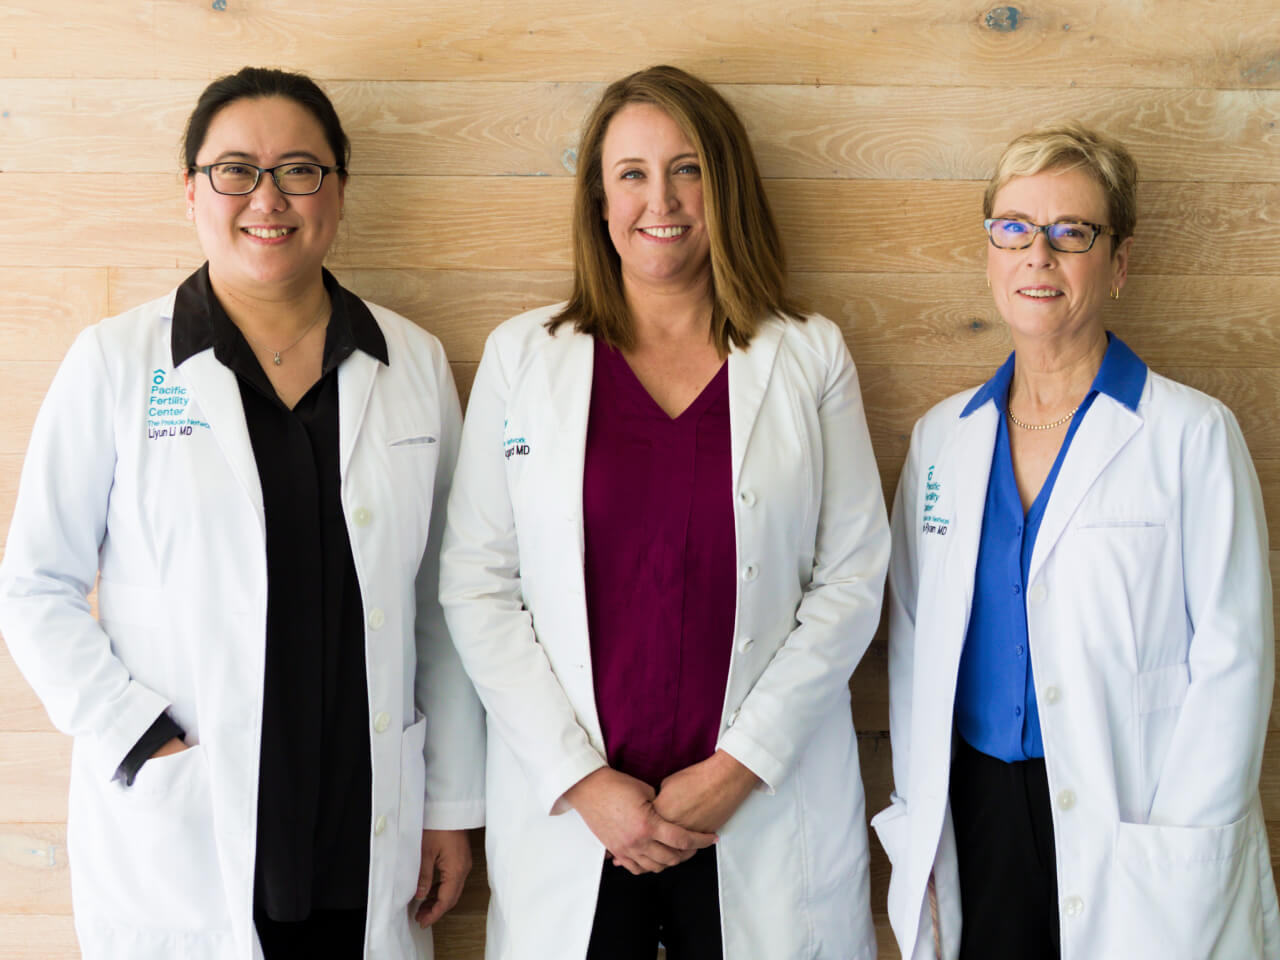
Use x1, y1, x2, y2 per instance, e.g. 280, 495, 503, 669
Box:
1111, 235, 1133, 292
183, 170, 197, 219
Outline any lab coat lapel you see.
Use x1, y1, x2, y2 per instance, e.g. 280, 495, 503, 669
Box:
543, 329, 595, 558
727, 318, 784, 485
1028, 396, 1142, 583
939, 401, 999, 643
337, 350, 380, 481
176, 350, 264, 521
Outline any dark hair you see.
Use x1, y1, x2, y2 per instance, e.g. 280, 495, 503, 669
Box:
548, 65, 801, 354
182, 67, 350, 174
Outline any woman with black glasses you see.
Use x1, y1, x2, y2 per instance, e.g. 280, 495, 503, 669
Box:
0, 67, 485, 960
873, 122, 1278, 960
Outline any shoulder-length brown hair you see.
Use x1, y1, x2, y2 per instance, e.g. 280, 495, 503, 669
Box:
548, 65, 801, 354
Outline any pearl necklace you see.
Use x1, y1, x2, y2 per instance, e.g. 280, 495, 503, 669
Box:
1008, 404, 1079, 431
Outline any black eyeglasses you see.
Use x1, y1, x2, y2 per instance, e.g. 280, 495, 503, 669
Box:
190, 161, 344, 196
983, 218, 1116, 253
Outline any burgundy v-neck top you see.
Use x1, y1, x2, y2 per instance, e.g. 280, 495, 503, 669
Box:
582, 338, 737, 789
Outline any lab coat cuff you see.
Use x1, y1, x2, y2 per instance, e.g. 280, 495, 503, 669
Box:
544, 749, 609, 816
94, 681, 171, 781
422, 799, 486, 831
717, 729, 782, 795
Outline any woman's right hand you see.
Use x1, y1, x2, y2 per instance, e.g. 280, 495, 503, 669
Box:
150, 737, 188, 759
562, 767, 716, 875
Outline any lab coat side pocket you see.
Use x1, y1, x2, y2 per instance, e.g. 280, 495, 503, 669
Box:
394, 712, 429, 906
1109, 806, 1262, 958
84, 743, 224, 930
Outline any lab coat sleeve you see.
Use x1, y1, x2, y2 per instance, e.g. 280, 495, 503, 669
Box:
871, 416, 925, 859
717, 335, 890, 791
0, 326, 170, 780
415, 348, 487, 830
439, 332, 606, 815
1146, 402, 1274, 827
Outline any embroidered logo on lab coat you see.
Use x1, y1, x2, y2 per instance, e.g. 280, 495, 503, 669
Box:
502, 420, 530, 459
922, 464, 950, 536
146, 368, 210, 440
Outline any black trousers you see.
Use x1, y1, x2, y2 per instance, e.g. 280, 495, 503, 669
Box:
950, 736, 1061, 960
587, 845, 723, 960
254, 904, 366, 958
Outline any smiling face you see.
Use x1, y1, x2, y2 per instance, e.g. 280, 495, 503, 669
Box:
987, 165, 1131, 345
184, 96, 344, 298
600, 102, 712, 297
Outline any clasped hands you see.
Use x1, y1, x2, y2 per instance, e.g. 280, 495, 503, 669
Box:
563, 750, 759, 876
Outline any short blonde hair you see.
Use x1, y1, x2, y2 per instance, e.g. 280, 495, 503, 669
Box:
548, 65, 801, 354
984, 121, 1138, 242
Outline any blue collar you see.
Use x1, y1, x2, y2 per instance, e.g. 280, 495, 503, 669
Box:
960, 332, 1147, 419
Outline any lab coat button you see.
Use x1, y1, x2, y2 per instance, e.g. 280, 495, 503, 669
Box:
1057, 789, 1076, 811
738, 635, 754, 652
1044, 685, 1060, 704
374, 712, 390, 733
367, 608, 385, 630
374, 815, 388, 836
1028, 584, 1047, 605
738, 489, 757, 508
353, 507, 371, 527
1064, 896, 1084, 918
741, 564, 758, 582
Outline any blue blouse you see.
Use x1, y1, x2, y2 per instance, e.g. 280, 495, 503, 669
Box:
954, 333, 1147, 762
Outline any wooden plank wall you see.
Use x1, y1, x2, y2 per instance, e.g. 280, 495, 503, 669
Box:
1, 1, 1277, 956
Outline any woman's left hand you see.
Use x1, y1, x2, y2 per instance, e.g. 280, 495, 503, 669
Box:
653, 750, 759, 835
414, 829, 473, 927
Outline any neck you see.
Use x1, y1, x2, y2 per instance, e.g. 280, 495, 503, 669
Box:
1010, 323, 1108, 416
622, 270, 714, 348
207, 266, 330, 341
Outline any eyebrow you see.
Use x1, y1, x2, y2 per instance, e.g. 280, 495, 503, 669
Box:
611, 152, 699, 169
993, 210, 1097, 223
211, 150, 328, 163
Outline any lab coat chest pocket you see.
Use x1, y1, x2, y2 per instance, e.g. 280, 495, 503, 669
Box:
380, 427, 441, 554
1109, 807, 1262, 957
84, 744, 224, 930
393, 712, 428, 905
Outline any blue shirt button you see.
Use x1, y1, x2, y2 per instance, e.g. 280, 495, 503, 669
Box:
1016, 645, 1025, 657
1015, 706, 1023, 717
1013, 583, 1022, 595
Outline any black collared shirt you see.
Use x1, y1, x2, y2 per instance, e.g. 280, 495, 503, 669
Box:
172, 264, 388, 920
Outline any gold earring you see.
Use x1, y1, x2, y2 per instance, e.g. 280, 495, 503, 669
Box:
1109, 286, 1120, 301
986, 277, 991, 290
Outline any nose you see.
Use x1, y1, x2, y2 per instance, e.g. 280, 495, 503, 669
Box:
248, 172, 288, 212
1023, 228, 1057, 267
646, 173, 678, 215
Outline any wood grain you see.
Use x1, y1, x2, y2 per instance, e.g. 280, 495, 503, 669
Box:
0, 915, 79, 959
5, 79, 1278, 182
8, 268, 1276, 372
0, 734, 70, 823
3, 177, 1278, 277
6, 0, 1279, 89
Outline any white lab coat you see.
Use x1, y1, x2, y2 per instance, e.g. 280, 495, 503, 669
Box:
872, 364, 1280, 959
0, 286, 486, 960
439, 305, 889, 959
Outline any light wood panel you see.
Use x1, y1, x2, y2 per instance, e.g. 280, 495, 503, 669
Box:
7, 0, 1280, 89
0, 915, 78, 959
5, 79, 1278, 182
4, 177, 1279, 276
0, 734, 70, 824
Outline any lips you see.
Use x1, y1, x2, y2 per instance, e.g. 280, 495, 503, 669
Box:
637, 225, 688, 239
241, 226, 296, 239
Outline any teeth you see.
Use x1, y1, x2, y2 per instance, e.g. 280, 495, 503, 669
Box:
1019, 288, 1062, 298
639, 226, 688, 238
243, 227, 293, 239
